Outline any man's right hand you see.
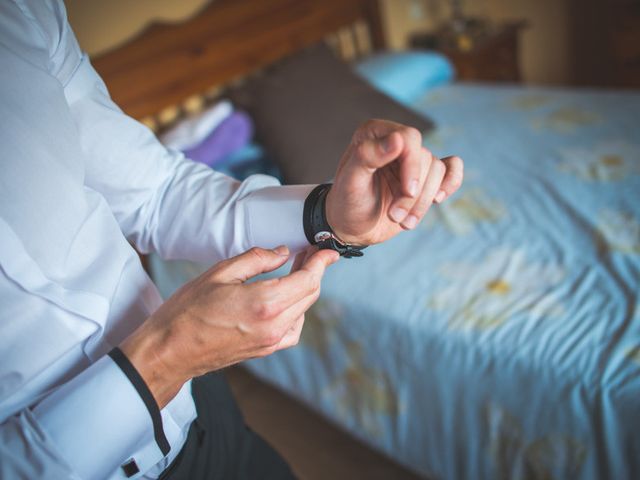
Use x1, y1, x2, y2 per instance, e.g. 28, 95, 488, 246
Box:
120, 245, 339, 409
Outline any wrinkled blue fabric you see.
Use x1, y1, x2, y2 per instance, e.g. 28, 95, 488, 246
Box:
151, 83, 640, 480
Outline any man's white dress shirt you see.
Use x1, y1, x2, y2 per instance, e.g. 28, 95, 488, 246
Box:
0, 1, 313, 478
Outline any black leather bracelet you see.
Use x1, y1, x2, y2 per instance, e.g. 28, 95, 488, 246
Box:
303, 184, 367, 258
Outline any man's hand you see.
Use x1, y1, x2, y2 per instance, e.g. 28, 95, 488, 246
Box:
327, 119, 464, 245
120, 246, 338, 409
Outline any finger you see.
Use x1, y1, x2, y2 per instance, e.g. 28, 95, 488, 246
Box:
260, 288, 319, 354
283, 248, 316, 334
253, 248, 339, 312
212, 245, 290, 284
296, 248, 340, 276
388, 146, 432, 224
352, 118, 405, 144
352, 125, 424, 193
289, 250, 307, 274
341, 121, 427, 201
351, 130, 404, 172
434, 155, 464, 203
271, 285, 320, 350
396, 127, 427, 198
289, 246, 318, 274
259, 246, 337, 351
401, 157, 446, 229
277, 314, 305, 349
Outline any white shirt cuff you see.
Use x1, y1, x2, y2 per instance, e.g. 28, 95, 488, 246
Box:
32, 352, 160, 479
244, 184, 316, 254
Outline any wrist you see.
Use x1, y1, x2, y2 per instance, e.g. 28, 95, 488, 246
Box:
120, 324, 185, 410
304, 184, 367, 257
325, 188, 364, 246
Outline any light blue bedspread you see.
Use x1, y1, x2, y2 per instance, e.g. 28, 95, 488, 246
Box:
150, 84, 640, 479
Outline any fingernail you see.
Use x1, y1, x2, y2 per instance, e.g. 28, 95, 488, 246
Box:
402, 214, 419, 229
390, 206, 408, 223
434, 190, 446, 203
408, 179, 419, 197
381, 135, 392, 153
273, 245, 289, 256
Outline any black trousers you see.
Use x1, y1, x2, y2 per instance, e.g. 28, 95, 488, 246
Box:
160, 372, 296, 480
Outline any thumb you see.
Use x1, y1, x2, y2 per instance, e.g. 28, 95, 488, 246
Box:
272, 248, 339, 294
352, 131, 403, 171
299, 248, 340, 276
213, 246, 290, 284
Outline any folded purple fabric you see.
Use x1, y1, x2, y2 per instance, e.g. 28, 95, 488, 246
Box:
183, 110, 254, 167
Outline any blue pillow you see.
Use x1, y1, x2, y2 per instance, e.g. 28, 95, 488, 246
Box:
354, 51, 455, 104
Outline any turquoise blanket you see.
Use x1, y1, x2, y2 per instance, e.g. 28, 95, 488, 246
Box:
151, 83, 640, 479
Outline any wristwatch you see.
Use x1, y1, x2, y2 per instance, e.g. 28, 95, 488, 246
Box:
303, 184, 367, 258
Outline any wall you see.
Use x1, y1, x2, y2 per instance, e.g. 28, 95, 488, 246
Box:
65, 0, 208, 57
379, 0, 572, 85
378, 0, 444, 50
66, 0, 572, 85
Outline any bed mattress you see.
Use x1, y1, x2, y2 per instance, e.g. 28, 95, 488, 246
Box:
150, 83, 640, 479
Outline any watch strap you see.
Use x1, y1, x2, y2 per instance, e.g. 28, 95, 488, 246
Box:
303, 184, 367, 258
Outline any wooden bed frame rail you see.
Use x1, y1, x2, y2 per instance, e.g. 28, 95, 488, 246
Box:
92, 0, 384, 123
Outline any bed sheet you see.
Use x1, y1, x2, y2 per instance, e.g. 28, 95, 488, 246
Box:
149, 84, 640, 479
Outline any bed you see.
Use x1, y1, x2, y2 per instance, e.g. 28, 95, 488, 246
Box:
93, 1, 640, 479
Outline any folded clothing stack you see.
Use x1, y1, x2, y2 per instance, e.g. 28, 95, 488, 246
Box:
160, 100, 235, 154
159, 100, 281, 181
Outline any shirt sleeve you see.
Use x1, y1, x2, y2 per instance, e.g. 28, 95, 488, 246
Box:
65, 42, 312, 265
0, 270, 162, 480
0, 244, 169, 480
32, 353, 162, 479
13, 0, 313, 264
1, 357, 161, 480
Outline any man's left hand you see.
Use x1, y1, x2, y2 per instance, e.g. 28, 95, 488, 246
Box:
326, 119, 464, 246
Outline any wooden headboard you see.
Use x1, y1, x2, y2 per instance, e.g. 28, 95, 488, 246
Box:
92, 0, 384, 124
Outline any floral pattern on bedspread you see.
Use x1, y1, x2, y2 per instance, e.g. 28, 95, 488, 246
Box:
324, 341, 402, 439
557, 140, 640, 182
508, 93, 552, 110
150, 83, 640, 479
422, 185, 506, 235
622, 305, 640, 367
596, 209, 640, 255
423, 125, 460, 149
484, 403, 587, 480
532, 106, 601, 133
299, 299, 343, 357
428, 248, 565, 331
627, 345, 640, 366
300, 300, 403, 438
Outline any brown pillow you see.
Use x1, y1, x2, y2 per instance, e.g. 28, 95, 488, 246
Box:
227, 44, 435, 184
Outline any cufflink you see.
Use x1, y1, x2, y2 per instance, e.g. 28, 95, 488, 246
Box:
121, 459, 140, 478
